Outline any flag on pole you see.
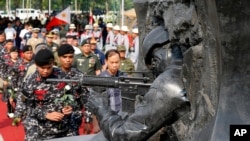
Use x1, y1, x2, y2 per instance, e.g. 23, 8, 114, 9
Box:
89, 7, 93, 25
46, 7, 71, 31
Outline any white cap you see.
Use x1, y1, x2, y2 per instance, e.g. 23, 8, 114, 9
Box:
113, 25, 120, 31
93, 23, 99, 27
85, 25, 91, 30
132, 28, 139, 34
69, 24, 76, 29
121, 26, 129, 32
107, 23, 113, 28
32, 28, 40, 32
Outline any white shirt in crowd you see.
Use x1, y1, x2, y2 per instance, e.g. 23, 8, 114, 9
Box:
106, 31, 114, 45
119, 34, 130, 57
73, 46, 82, 55
19, 28, 29, 39
5, 27, 16, 40
129, 36, 139, 70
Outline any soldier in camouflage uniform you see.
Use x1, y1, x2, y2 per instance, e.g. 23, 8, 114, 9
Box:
0, 40, 16, 102
0, 30, 6, 50
117, 45, 135, 75
16, 49, 74, 140
57, 44, 87, 135
2, 47, 21, 116
0, 39, 14, 61
14, 45, 34, 122
73, 38, 102, 75
0, 30, 6, 96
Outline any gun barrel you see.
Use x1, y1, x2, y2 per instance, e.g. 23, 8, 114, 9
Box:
46, 75, 152, 88
82, 75, 120, 87
46, 76, 120, 88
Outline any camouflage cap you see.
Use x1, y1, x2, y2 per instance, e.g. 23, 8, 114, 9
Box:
117, 45, 126, 52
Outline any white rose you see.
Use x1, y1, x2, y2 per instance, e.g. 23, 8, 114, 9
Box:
8, 89, 12, 93
8, 113, 14, 118
8, 76, 12, 80
65, 85, 71, 90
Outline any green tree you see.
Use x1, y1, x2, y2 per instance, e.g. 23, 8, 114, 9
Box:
125, 0, 134, 10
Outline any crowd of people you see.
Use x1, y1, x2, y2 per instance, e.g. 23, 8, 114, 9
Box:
0, 15, 140, 140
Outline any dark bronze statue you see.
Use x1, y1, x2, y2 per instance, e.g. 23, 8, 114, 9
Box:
49, 0, 250, 141
88, 25, 190, 141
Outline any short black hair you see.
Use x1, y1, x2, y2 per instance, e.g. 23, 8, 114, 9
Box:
105, 49, 120, 60
6, 39, 14, 43
0, 30, 5, 35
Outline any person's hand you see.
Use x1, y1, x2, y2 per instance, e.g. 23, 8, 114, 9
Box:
83, 123, 92, 134
15, 117, 21, 123
62, 105, 72, 115
92, 115, 100, 133
3, 81, 8, 87
9, 97, 15, 107
45, 112, 64, 121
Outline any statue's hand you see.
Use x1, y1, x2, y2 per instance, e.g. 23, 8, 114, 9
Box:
87, 89, 109, 115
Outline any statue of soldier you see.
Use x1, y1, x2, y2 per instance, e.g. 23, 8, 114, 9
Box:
47, 0, 250, 140
84, 0, 198, 138
87, 26, 190, 141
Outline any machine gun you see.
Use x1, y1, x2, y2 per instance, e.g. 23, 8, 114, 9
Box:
47, 75, 152, 95
46, 75, 153, 115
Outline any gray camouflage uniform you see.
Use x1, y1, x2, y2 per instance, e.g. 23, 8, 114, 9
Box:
59, 67, 88, 135
17, 68, 75, 141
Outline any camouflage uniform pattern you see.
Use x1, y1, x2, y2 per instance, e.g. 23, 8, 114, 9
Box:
0, 41, 5, 52
13, 59, 34, 119
120, 58, 135, 75
17, 68, 75, 140
59, 67, 87, 135
2, 58, 21, 101
0, 48, 11, 62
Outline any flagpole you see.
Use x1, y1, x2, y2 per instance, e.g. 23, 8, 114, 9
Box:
75, 0, 77, 14
22, 0, 24, 8
9, 0, 11, 15
121, 0, 124, 26
49, 0, 51, 15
